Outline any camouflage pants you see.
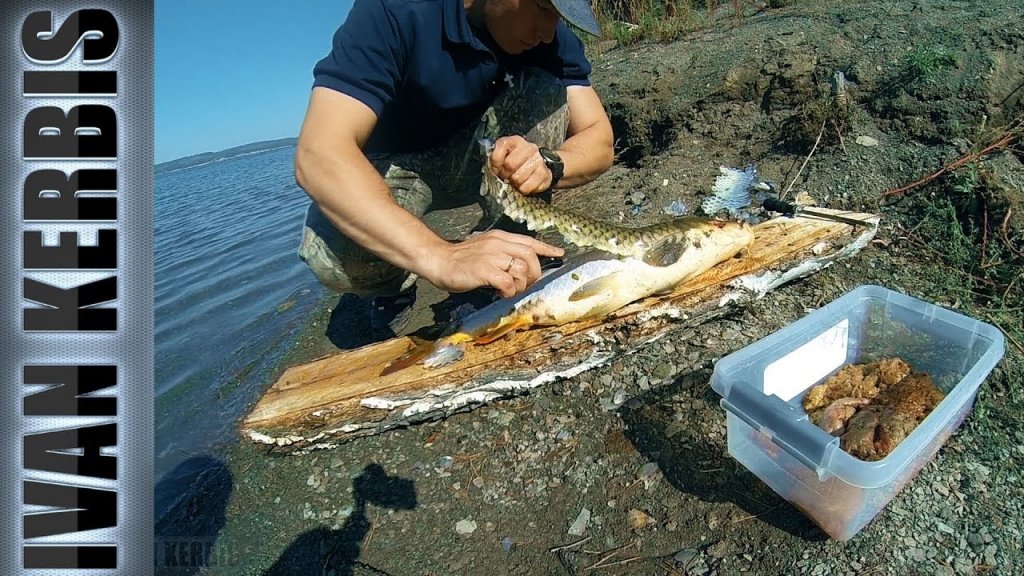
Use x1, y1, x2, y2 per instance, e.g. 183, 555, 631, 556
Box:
298, 67, 570, 297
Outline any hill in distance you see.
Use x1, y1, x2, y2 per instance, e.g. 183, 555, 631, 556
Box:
156, 137, 297, 175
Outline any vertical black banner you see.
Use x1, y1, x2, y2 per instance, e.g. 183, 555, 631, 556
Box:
2, 1, 154, 573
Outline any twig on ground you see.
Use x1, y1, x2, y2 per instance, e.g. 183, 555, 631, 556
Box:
981, 203, 989, 267
1001, 209, 1023, 259
549, 536, 591, 553
1003, 271, 1022, 302
986, 313, 1024, 357
732, 504, 783, 524
584, 540, 638, 571
881, 123, 1020, 200
783, 116, 827, 199
589, 556, 641, 571
363, 509, 381, 551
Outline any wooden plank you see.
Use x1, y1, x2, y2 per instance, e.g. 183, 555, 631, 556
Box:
241, 209, 879, 451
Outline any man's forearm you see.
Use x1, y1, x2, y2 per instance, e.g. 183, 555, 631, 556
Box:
295, 142, 448, 280
553, 117, 614, 189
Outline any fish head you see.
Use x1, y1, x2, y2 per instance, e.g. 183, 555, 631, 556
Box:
690, 218, 755, 253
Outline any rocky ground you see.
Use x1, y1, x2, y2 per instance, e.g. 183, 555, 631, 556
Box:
156, 0, 1023, 574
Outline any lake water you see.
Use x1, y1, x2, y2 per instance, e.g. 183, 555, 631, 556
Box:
155, 145, 325, 485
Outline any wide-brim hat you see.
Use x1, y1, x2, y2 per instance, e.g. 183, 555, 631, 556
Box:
551, 0, 601, 37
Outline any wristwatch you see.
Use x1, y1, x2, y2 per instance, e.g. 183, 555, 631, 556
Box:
538, 147, 564, 189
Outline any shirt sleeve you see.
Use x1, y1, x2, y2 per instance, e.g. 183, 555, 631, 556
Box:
527, 23, 592, 87
312, 0, 406, 116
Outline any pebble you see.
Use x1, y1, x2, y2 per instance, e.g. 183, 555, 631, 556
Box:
455, 518, 477, 535
674, 548, 698, 565
855, 135, 879, 147
652, 363, 674, 380
568, 508, 591, 536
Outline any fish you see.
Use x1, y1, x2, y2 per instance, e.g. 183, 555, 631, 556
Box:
380, 217, 753, 376
480, 139, 747, 265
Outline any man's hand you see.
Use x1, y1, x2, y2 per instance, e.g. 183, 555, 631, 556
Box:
423, 230, 564, 298
489, 135, 552, 195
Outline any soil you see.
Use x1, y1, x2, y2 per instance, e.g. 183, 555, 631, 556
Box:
156, 0, 1024, 574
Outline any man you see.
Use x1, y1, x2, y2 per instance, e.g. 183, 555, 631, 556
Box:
295, 0, 615, 339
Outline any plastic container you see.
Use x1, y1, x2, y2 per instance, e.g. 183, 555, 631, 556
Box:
710, 285, 1005, 540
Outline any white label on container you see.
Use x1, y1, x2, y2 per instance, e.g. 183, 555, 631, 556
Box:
763, 319, 849, 402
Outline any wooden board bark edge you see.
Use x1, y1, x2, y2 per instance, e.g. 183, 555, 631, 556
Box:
242, 210, 879, 453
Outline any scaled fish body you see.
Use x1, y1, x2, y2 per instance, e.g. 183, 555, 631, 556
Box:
480, 141, 706, 263
380, 218, 753, 376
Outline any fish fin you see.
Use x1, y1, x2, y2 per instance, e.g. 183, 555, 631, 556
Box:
580, 299, 627, 321
380, 340, 436, 377
642, 237, 687, 267
568, 275, 623, 302
379, 333, 473, 376
474, 315, 534, 345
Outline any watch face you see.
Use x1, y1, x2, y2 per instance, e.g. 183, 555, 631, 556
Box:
539, 148, 561, 166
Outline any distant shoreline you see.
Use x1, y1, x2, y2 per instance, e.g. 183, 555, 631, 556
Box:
156, 137, 297, 175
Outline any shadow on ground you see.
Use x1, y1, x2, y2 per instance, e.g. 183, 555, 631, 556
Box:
264, 463, 418, 576
154, 455, 234, 575
325, 294, 377, 350
620, 369, 829, 542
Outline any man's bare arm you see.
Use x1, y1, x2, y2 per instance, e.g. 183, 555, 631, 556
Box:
490, 84, 614, 194
294, 87, 562, 297
556, 84, 614, 188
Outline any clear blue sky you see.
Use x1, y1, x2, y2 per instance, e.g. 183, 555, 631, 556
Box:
155, 0, 354, 164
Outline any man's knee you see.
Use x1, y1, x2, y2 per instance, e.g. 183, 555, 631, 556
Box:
297, 205, 414, 297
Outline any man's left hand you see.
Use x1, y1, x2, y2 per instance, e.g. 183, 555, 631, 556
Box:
489, 135, 552, 195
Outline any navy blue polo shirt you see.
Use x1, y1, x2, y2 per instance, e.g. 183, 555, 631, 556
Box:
313, 0, 592, 154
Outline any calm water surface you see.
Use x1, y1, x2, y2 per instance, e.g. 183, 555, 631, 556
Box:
155, 145, 325, 486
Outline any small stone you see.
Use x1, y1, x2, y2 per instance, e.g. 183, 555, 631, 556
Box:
638, 462, 660, 480
652, 363, 673, 380
455, 518, 478, 535
664, 422, 685, 438
674, 548, 698, 565
568, 508, 591, 536
613, 389, 628, 405
908, 548, 927, 562
707, 541, 729, 559
855, 135, 879, 147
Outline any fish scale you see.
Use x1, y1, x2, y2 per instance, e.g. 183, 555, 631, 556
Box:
481, 150, 691, 261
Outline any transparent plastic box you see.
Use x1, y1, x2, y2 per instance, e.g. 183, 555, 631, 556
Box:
710, 285, 1005, 540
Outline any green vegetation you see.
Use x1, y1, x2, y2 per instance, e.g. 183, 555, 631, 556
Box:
586, 0, 747, 46
900, 45, 959, 85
